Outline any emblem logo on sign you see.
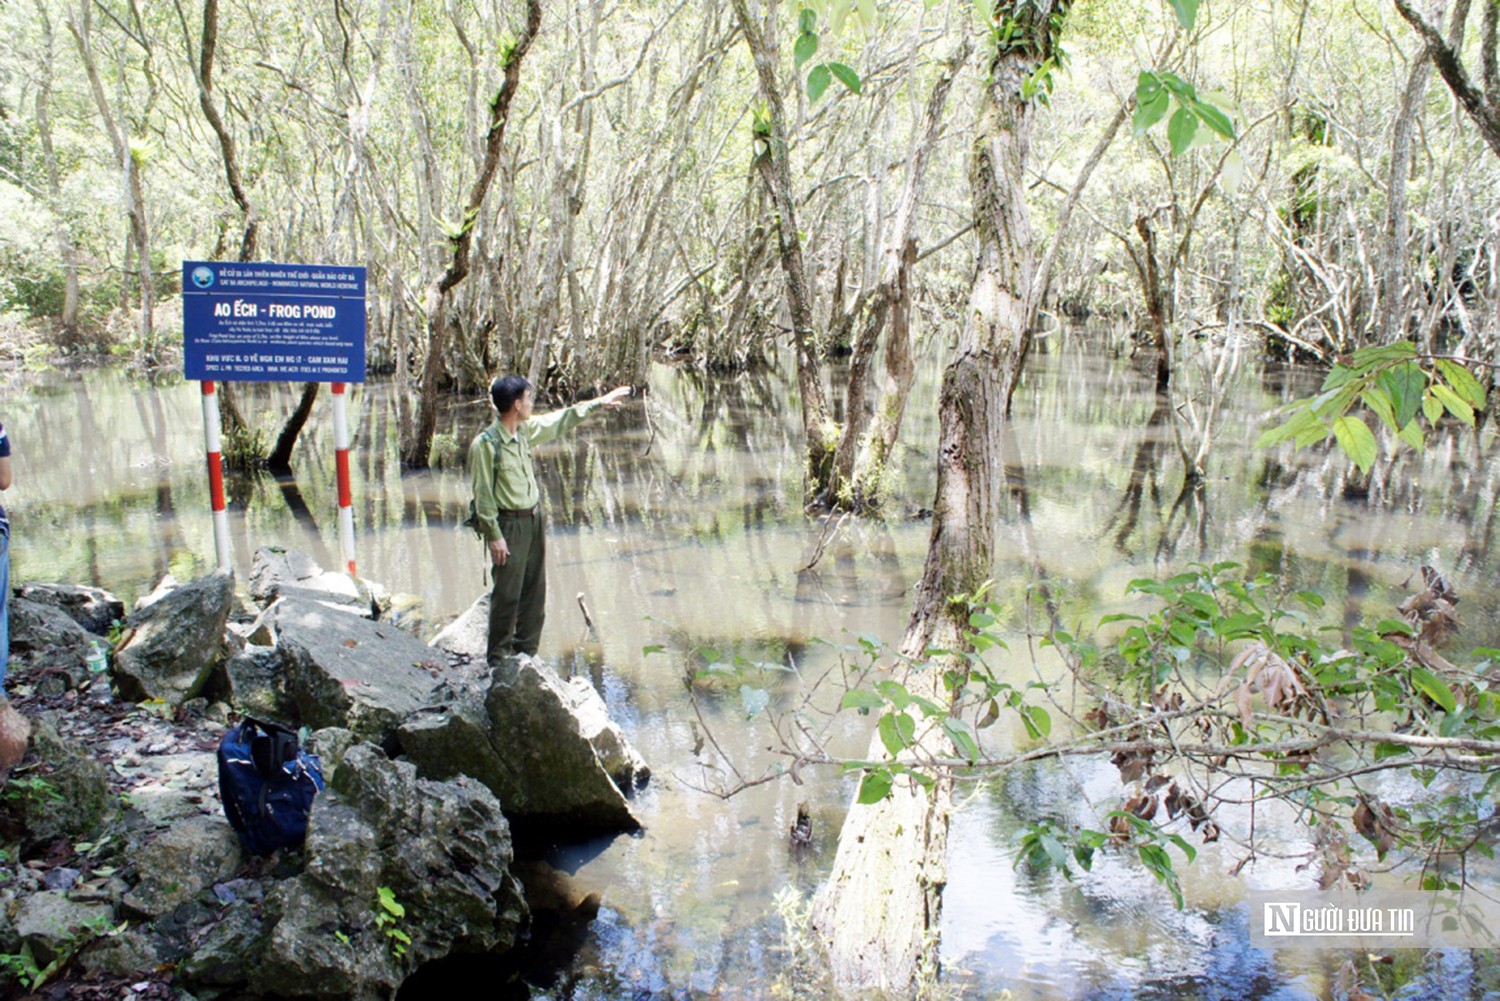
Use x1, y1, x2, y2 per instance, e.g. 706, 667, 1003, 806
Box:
191, 266, 215, 289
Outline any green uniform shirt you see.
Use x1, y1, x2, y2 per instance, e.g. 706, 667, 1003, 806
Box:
468, 400, 603, 543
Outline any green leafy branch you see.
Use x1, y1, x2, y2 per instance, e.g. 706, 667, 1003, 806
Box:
1018, 815, 1197, 908
839, 591, 1060, 805
1256, 342, 1488, 473
1080, 564, 1500, 882
1134, 70, 1236, 155
793, 7, 862, 101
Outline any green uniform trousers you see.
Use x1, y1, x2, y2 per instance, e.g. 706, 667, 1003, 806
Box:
487, 509, 546, 661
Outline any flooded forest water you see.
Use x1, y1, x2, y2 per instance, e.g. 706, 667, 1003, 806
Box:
7, 332, 1500, 999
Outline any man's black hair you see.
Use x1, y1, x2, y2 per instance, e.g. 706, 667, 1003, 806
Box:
490, 375, 532, 415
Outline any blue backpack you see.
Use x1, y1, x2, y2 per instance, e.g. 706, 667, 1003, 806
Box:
217, 717, 326, 855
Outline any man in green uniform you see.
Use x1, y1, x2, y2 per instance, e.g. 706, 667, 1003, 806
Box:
470, 376, 630, 664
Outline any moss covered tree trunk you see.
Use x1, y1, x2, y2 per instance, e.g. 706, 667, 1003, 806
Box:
810, 8, 1063, 990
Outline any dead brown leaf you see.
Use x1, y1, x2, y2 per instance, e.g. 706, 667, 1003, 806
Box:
1110, 749, 1154, 784
1352, 796, 1396, 859
1151, 686, 1184, 712
1398, 565, 1462, 649
1124, 792, 1158, 821
1224, 642, 1310, 727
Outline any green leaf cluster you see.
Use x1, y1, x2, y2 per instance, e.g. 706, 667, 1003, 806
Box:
375, 886, 412, 958
1134, 71, 1235, 155
795, 6, 862, 102
982, 1, 1068, 58
1017, 820, 1106, 879
1256, 343, 1488, 473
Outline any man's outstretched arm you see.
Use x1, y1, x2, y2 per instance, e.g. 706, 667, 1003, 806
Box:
525, 386, 631, 445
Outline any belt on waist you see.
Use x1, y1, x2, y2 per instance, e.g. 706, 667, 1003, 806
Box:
496, 505, 538, 518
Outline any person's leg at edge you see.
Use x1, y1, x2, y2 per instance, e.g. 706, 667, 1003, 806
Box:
0, 530, 10, 696
514, 511, 546, 657
486, 514, 533, 666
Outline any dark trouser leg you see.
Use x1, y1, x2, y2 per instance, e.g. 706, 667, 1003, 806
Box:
513, 512, 546, 656
487, 512, 538, 664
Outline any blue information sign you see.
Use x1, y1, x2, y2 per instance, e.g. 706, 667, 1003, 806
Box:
182, 261, 367, 382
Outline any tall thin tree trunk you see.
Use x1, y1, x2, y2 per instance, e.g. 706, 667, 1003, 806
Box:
402, 0, 541, 469
811, 10, 1063, 991
823, 35, 969, 510
69, 0, 155, 359
1384, 1, 1442, 341
33, 2, 82, 341
730, 0, 835, 492
124, 143, 156, 357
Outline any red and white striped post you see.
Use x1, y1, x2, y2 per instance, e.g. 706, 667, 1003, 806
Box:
331, 382, 357, 577
200, 381, 232, 571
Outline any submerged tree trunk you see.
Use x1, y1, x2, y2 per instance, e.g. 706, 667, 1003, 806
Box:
192, 0, 259, 261
186, 0, 252, 440
1134, 215, 1174, 392
823, 36, 969, 511
402, 0, 541, 470
267, 382, 321, 470
811, 9, 1062, 990
730, 0, 835, 494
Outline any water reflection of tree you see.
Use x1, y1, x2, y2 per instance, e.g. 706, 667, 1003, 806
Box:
135, 383, 185, 581
1104, 396, 1171, 554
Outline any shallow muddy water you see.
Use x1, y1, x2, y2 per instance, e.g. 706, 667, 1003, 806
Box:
5, 334, 1499, 999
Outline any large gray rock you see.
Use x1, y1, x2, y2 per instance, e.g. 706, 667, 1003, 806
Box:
307, 727, 358, 784
78, 927, 162, 979
11, 891, 115, 966
431, 594, 489, 658
3, 717, 113, 850
400, 657, 646, 836
250, 547, 373, 616
179, 897, 267, 989
14, 583, 124, 635
114, 572, 235, 705
273, 598, 441, 745
122, 815, 244, 918
8, 597, 97, 690
183, 743, 526, 1000
218, 644, 293, 720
